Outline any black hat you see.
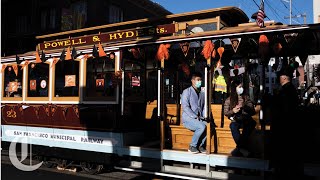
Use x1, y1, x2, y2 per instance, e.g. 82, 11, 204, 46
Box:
279, 66, 294, 78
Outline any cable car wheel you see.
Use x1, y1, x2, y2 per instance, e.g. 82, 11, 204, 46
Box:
33, 156, 56, 168
80, 162, 103, 174
42, 157, 57, 168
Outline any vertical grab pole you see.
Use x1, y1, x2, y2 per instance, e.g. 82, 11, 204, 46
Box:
157, 68, 162, 168
159, 58, 165, 151
160, 68, 165, 151
204, 67, 208, 120
259, 64, 266, 131
205, 61, 212, 176
157, 70, 161, 115
205, 66, 212, 155
158, 58, 165, 171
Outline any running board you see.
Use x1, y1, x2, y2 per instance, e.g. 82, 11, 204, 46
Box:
163, 165, 265, 180
114, 165, 265, 180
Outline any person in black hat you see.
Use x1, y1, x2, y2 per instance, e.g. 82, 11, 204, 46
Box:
271, 65, 303, 179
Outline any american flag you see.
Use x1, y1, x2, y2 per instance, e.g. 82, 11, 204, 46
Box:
256, 0, 265, 28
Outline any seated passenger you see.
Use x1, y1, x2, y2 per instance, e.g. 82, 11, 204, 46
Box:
181, 72, 207, 153
224, 79, 256, 157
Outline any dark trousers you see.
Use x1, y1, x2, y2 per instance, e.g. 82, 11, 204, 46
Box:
230, 118, 256, 149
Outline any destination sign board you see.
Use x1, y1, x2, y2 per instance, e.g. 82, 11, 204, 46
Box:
39, 24, 176, 50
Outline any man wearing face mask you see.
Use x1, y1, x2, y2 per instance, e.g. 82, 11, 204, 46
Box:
224, 78, 256, 157
181, 72, 207, 153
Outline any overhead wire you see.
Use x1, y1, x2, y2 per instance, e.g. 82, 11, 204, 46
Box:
280, 0, 303, 24
264, 0, 286, 22
240, 0, 257, 13
251, 0, 271, 20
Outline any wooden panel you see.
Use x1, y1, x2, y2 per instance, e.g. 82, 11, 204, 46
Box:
155, 103, 265, 154
24, 105, 52, 126
169, 124, 237, 154
175, 134, 192, 144
145, 101, 157, 119
25, 97, 49, 101
1, 105, 25, 125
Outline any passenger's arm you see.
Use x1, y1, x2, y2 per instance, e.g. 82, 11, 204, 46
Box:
181, 90, 198, 119
223, 97, 234, 118
243, 97, 256, 116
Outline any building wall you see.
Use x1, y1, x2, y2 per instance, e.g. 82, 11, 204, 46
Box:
1, 0, 171, 56
314, 0, 320, 23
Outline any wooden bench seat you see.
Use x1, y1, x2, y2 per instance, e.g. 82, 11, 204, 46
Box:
146, 101, 266, 154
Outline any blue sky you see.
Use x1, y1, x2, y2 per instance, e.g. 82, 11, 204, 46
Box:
153, 0, 314, 24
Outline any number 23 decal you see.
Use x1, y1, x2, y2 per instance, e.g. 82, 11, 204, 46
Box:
7, 109, 17, 118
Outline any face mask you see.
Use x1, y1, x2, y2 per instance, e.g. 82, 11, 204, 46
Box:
236, 87, 244, 95
195, 81, 202, 88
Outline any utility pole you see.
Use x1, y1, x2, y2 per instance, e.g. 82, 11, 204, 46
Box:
284, 13, 307, 24
282, 0, 293, 24
290, 0, 292, 24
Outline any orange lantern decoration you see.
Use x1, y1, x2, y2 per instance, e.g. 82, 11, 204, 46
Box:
217, 47, 225, 68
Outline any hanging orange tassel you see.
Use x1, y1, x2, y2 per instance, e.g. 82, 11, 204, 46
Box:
65, 47, 72, 60
131, 48, 140, 59
156, 44, 171, 68
98, 43, 106, 57
202, 40, 214, 60
1, 64, 7, 73
35, 51, 42, 63
212, 49, 216, 58
157, 44, 170, 61
259, 34, 269, 57
12, 64, 18, 76
202, 40, 214, 65
273, 42, 282, 55
181, 63, 190, 76
20, 60, 29, 70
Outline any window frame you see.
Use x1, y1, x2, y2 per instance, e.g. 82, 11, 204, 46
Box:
1, 63, 24, 102
51, 58, 81, 102
25, 61, 51, 102
83, 51, 120, 104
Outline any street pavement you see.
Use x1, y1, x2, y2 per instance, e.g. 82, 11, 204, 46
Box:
1, 150, 169, 180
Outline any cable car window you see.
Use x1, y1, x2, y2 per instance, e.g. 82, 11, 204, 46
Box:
3, 65, 23, 98
27, 63, 49, 97
85, 55, 117, 100
124, 61, 145, 102
54, 60, 79, 97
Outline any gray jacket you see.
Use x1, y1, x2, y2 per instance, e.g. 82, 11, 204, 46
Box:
181, 86, 205, 122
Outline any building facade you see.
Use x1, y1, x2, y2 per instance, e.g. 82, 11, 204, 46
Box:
1, 0, 171, 56
314, 0, 320, 23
